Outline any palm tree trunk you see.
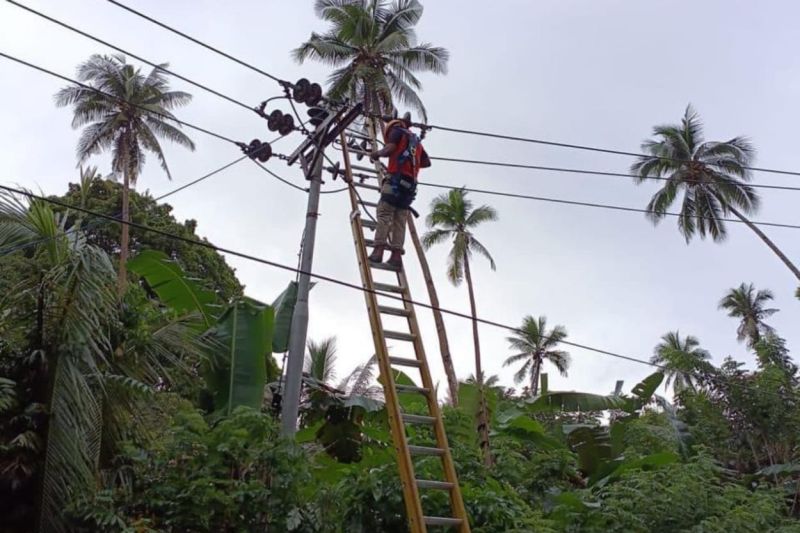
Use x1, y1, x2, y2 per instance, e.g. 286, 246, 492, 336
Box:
408, 218, 459, 405
728, 205, 800, 281
531, 355, 542, 397
117, 166, 130, 294
463, 252, 492, 467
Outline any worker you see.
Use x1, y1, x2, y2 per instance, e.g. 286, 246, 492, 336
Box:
367, 112, 431, 268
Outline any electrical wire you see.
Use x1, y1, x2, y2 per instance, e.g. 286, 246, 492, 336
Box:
369, 113, 800, 178
154, 156, 249, 201
5, 183, 799, 396
251, 160, 308, 193
6, 1, 256, 113
334, 137, 798, 192
429, 156, 800, 193
326, 142, 800, 230
416, 181, 800, 230
0, 181, 668, 371
106, 0, 285, 85
0, 51, 239, 145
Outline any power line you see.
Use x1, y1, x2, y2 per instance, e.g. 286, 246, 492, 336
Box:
6, 0, 256, 113
0, 181, 667, 372
0, 51, 240, 145
6, 183, 798, 396
422, 121, 800, 179
106, 0, 285, 85
252, 160, 308, 193
154, 156, 249, 201
416, 181, 800, 230
328, 145, 800, 230
430, 156, 800, 193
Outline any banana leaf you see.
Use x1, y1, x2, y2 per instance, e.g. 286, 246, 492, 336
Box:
128, 250, 219, 328
528, 391, 627, 412
205, 298, 274, 414
271, 281, 298, 353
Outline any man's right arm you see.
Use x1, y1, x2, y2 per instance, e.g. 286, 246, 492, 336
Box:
370, 127, 403, 161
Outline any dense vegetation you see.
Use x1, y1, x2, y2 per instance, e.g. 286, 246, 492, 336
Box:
3, 180, 800, 532
3, 1, 800, 531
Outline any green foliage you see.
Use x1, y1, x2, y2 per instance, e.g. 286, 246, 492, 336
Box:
128, 250, 219, 328
56, 178, 243, 300
204, 299, 275, 415
271, 281, 299, 353
528, 391, 627, 412
294, 0, 449, 120
68, 407, 314, 532
554, 455, 791, 532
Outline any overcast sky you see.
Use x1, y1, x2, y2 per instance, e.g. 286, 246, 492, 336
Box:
3, 0, 799, 398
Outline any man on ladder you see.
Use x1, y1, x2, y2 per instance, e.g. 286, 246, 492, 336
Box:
368, 112, 431, 268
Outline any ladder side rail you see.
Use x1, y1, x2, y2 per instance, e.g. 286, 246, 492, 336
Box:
395, 268, 471, 533
339, 134, 427, 533
366, 121, 470, 532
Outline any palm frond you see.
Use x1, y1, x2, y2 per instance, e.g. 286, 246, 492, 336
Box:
421, 228, 451, 250
386, 44, 449, 75
305, 337, 338, 384
468, 236, 496, 270
385, 70, 427, 121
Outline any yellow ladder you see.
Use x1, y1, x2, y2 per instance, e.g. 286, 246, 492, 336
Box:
337, 124, 470, 532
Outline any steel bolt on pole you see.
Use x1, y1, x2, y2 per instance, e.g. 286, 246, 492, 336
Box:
280, 147, 324, 437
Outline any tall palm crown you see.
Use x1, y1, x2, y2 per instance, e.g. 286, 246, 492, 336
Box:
305, 337, 339, 385
55, 54, 195, 183
719, 283, 778, 348
422, 188, 497, 285
293, 0, 449, 121
56, 54, 195, 290
504, 315, 571, 396
631, 105, 758, 242
632, 106, 800, 283
651, 331, 711, 393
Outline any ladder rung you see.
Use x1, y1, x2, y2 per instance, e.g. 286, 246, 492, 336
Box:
351, 164, 381, 174
424, 516, 463, 527
408, 445, 445, 456
362, 219, 377, 230
416, 479, 454, 490
388, 356, 421, 368
384, 330, 416, 342
378, 305, 411, 317
402, 414, 436, 425
395, 384, 430, 395
353, 181, 380, 192
370, 261, 400, 272
374, 282, 404, 293
365, 239, 405, 253
345, 130, 372, 142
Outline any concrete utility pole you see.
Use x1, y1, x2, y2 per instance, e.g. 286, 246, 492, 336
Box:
278, 102, 361, 437
280, 148, 324, 436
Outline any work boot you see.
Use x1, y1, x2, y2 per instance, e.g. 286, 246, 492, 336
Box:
387, 250, 403, 269
368, 245, 385, 263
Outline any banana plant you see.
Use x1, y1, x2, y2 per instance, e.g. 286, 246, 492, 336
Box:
130, 251, 283, 414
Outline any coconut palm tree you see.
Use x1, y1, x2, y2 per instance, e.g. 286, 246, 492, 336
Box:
651, 331, 711, 393
719, 283, 778, 348
55, 54, 195, 292
0, 190, 208, 531
504, 315, 571, 397
466, 372, 500, 388
293, 0, 449, 121
422, 188, 497, 465
304, 337, 339, 385
631, 105, 800, 282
